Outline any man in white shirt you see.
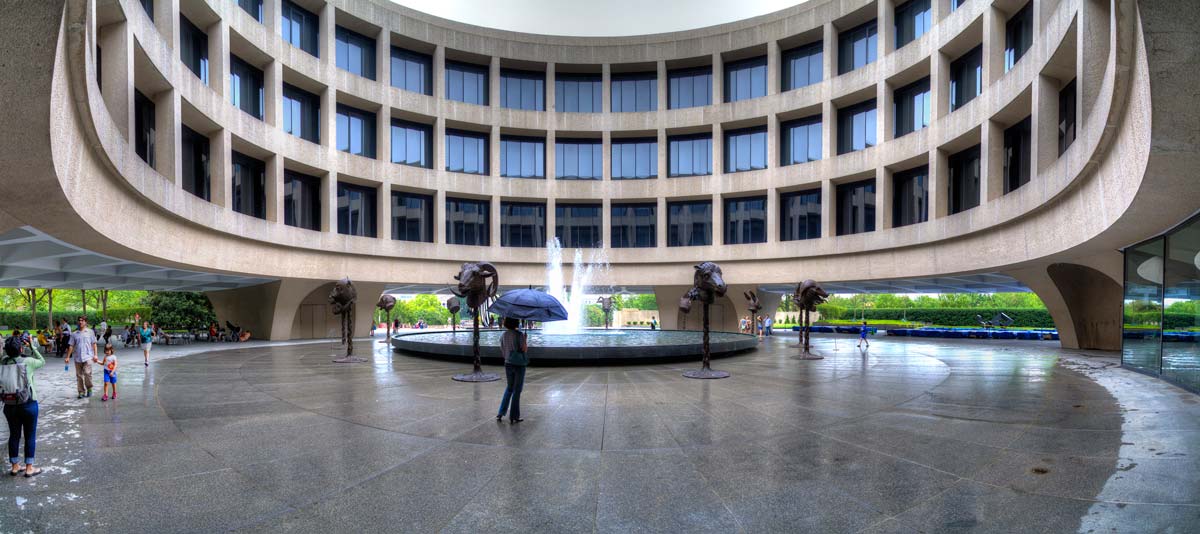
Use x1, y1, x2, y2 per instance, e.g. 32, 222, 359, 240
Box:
64, 316, 99, 399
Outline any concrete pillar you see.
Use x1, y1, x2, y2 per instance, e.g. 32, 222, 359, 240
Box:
376, 183, 390, 240
318, 3, 335, 68
712, 122, 724, 177
601, 197, 612, 248
434, 189, 446, 243
765, 186, 778, 243
264, 60, 283, 128
433, 45, 446, 101
981, 118, 1004, 201
98, 21, 132, 139
153, 0, 179, 47
876, 166, 892, 230
656, 197, 668, 248
928, 147, 948, 219
153, 88, 180, 183
490, 195, 502, 247
211, 129, 232, 209
820, 179, 834, 238
766, 113, 778, 171
766, 40, 780, 96
601, 63, 611, 113
545, 62, 556, 113
821, 100, 835, 159
878, 0, 896, 56
263, 0, 281, 34
711, 193, 723, 245
878, 79, 893, 142
930, 49, 950, 121
489, 125, 501, 177
656, 129, 667, 180
545, 198, 556, 244
931, 0, 949, 22
265, 153, 283, 222
1078, 0, 1110, 123
982, 5, 1004, 86
822, 23, 836, 81
322, 171, 337, 233
208, 17, 228, 97
1031, 74, 1059, 172
712, 52, 724, 104
656, 60, 667, 111
601, 130, 612, 180
320, 86, 337, 150
376, 27, 389, 86
546, 129, 557, 180
377, 105, 392, 164
489, 56, 500, 108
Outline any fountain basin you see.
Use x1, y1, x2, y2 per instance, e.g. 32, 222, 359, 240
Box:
391, 329, 758, 365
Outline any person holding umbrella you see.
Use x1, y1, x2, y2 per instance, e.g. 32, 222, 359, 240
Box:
487, 288, 569, 424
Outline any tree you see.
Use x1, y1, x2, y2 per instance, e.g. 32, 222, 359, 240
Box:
143, 291, 216, 329
19, 289, 48, 328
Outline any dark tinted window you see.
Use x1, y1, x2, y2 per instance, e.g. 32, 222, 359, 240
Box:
500, 69, 545, 111
894, 77, 931, 137
232, 151, 266, 219
282, 83, 320, 143
181, 125, 209, 201
391, 119, 432, 168
837, 99, 877, 154
392, 191, 434, 242
500, 202, 545, 248
391, 47, 432, 95
1005, 3, 1033, 72
134, 89, 155, 168
336, 104, 376, 158
555, 204, 602, 248
446, 198, 490, 246
950, 45, 983, 111
284, 170, 320, 231
782, 42, 823, 91
780, 190, 821, 241
836, 179, 875, 235
948, 144, 981, 214
668, 133, 712, 177
724, 56, 767, 103
781, 116, 822, 165
229, 55, 264, 119
280, 0, 318, 57
611, 203, 656, 248
611, 72, 657, 112
500, 136, 545, 179
724, 126, 767, 173
667, 200, 712, 247
237, 0, 262, 21
555, 138, 602, 180
1003, 116, 1032, 193
838, 20, 878, 74
445, 129, 488, 175
895, 0, 931, 49
555, 73, 601, 112
892, 166, 928, 227
180, 15, 209, 84
335, 26, 376, 80
724, 196, 767, 244
337, 182, 377, 237
445, 61, 488, 105
611, 138, 657, 179
668, 66, 712, 109
140, 0, 153, 21
1058, 79, 1076, 155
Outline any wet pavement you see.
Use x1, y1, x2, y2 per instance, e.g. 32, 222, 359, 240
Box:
2, 333, 1199, 533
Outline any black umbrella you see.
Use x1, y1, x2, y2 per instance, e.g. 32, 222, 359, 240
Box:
487, 289, 568, 322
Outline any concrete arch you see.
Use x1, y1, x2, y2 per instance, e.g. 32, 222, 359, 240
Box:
1011, 254, 1123, 350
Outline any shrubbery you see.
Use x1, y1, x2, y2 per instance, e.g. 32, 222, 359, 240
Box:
836, 308, 1056, 328
0, 307, 153, 331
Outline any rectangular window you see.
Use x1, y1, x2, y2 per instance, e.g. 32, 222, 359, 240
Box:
392, 191, 434, 242
837, 99, 877, 154
893, 77, 931, 138
390, 47, 432, 95
232, 151, 266, 219
282, 83, 320, 143
445, 61, 488, 105
555, 73, 602, 112
500, 136, 545, 179
180, 15, 209, 85
724, 126, 767, 173
724, 196, 767, 244
555, 138, 602, 180
611, 72, 657, 112
894, 0, 931, 49
1003, 116, 1032, 193
1005, 3, 1033, 72
950, 0, 968, 11
237, 0, 263, 21
838, 20, 878, 74
445, 129, 488, 175
337, 182, 377, 237
668, 200, 712, 247
446, 197, 490, 246
555, 204, 602, 248
336, 104, 376, 158
500, 69, 545, 111
229, 55, 264, 120
836, 179, 876, 235
668, 133, 713, 177
611, 138, 658, 179
500, 202, 546, 248
723, 56, 767, 103
283, 170, 320, 231
950, 45, 983, 111
391, 119, 432, 168
611, 203, 657, 248
280, 0, 318, 57
140, 0, 153, 21
782, 42, 823, 92
181, 125, 209, 201
781, 116, 822, 166
948, 144, 981, 214
133, 89, 155, 168
892, 166, 928, 227
1058, 79, 1077, 155
335, 26, 376, 80
780, 190, 821, 241
668, 66, 712, 109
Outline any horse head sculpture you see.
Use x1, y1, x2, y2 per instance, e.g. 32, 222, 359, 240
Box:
678, 262, 727, 313
744, 290, 762, 315
452, 262, 499, 310
329, 278, 358, 314
792, 279, 828, 311
597, 296, 613, 312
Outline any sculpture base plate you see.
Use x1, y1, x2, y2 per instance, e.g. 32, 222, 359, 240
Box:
332, 356, 367, 363
452, 371, 501, 382
682, 368, 731, 379
795, 351, 824, 360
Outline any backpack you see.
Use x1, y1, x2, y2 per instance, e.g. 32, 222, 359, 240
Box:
0, 356, 31, 405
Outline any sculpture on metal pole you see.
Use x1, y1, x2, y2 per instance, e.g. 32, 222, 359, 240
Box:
445, 296, 461, 332
376, 294, 396, 339
597, 296, 614, 329
330, 278, 364, 363
450, 262, 501, 382
744, 290, 762, 338
793, 279, 828, 359
680, 262, 730, 379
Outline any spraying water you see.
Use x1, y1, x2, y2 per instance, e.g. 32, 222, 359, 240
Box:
544, 238, 610, 335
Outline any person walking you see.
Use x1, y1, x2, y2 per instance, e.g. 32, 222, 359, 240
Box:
764, 315, 774, 337
140, 321, 154, 367
64, 316, 99, 399
100, 344, 117, 401
1, 331, 44, 477
650, 316, 658, 330
495, 318, 528, 424
857, 321, 870, 349
55, 321, 69, 360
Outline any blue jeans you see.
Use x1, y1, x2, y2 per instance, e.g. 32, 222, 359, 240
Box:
4, 401, 38, 465
497, 364, 526, 420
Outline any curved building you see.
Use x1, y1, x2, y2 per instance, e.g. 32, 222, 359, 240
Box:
1, 0, 1197, 375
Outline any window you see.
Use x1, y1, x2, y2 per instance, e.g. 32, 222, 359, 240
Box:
133, 89, 155, 168
836, 179, 876, 235
780, 190, 821, 241
392, 191, 434, 242
280, 0, 318, 57
892, 166, 928, 227
181, 125, 209, 201
668, 133, 713, 177
500, 136, 545, 179
895, 0, 931, 49
782, 42, 823, 91
611, 72, 657, 112
391, 119, 432, 168
336, 104, 376, 158
724, 196, 767, 244
500, 69, 545, 111
231, 151, 266, 219
1003, 117, 1032, 193
337, 182, 377, 237
1158, 215, 1200, 391
237, 0, 262, 21
555, 138, 602, 180
335, 26, 376, 80
555, 73, 601, 112
96, 45, 102, 89
948, 144, 981, 214
724, 56, 767, 103
724, 126, 767, 173
838, 20, 878, 74
950, 45, 983, 111
668, 201, 712, 247
500, 202, 546, 248
837, 99, 877, 154
611, 203, 657, 248
556, 204, 602, 248
1058, 79, 1077, 155
283, 170, 320, 231
445, 129, 488, 175
894, 77, 931, 137
668, 66, 712, 109
781, 116, 822, 165
611, 138, 658, 179
140, 0, 153, 21
282, 83, 320, 143
1005, 3, 1033, 72
229, 56, 264, 120
180, 15, 208, 84
391, 47, 432, 95
445, 61, 488, 105
446, 197, 490, 246
950, 0, 968, 11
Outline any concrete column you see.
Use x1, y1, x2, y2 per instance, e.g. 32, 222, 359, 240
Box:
209, 18, 229, 97
1031, 74, 1059, 172
98, 21, 132, 139
265, 153, 283, 222
711, 52, 724, 104
490, 196, 502, 247
821, 100, 835, 160
766, 40, 780, 95
822, 23, 836, 81
323, 171, 337, 233
433, 118, 446, 175
981, 118, 1004, 201
711, 193, 723, 245
930, 50, 950, 121
928, 147, 948, 219
211, 129, 233, 209
712, 123, 724, 177
931, 0, 948, 22
601, 197, 612, 249
545, 199, 556, 244
489, 56, 500, 108
546, 130, 557, 180
546, 62, 556, 114
377, 105, 392, 164
1078, 0, 1109, 125
982, 5, 1004, 86
878, 0, 896, 56
320, 86, 337, 150
765, 186, 778, 243
602, 130, 612, 180
878, 79, 892, 142
601, 63, 611, 113
153, 0, 179, 47
656, 129, 667, 179
820, 179, 834, 237
376, 183, 390, 240
656, 197, 668, 248
434, 189, 446, 243
153, 88, 181, 184
433, 45, 446, 100
876, 166, 892, 230
264, 60, 283, 128
489, 125, 501, 177
766, 113, 778, 170
318, 3, 335, 67
263, 0, 281, 34
1008, 257, 1123, 350
656, 60, 667, 111
376, 27, 389, 87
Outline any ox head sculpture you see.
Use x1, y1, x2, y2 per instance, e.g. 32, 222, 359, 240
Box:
792, 279, 828, 312
451, 262, 499, 310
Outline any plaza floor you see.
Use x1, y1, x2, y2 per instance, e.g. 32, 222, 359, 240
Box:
3, 332, 1200, 533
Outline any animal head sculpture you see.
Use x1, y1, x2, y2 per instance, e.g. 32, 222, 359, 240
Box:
597, 296, 613, 312
451, 262, 499, 310
329, 278, 358, 315
792, 279, 828, 312
376, 294, 396, 313
445, 296, 462, 315
678, 262, 728, 313
744, 290, 762, 315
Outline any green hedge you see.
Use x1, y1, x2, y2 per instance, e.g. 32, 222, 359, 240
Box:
0, 307, 153, 331
841, 308, 1056, 328
1125, 312, 1197, 330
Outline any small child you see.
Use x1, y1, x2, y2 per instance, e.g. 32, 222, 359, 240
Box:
101, 344, 118, 401
857, 321, 870, 348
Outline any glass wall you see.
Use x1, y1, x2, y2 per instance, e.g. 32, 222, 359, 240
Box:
667, 200, 712, 247
948, 144, 981, 214
894, 77, 931, 138
232, 151, 266, 219
838, 20, 878, 74
555, 73, 601, 112
782, 42, 822, 91
180, 15, 209, 84
337, 182, 377, 237
391, 47, 432, 95
724, 126, 767, 173
500, 136, 545, 179
181, 125, 209, 201
668, 133, 713, 177
283, 170, 320, 231
724, 196, 767, 244
445, 129, 488, 175
392, 191, 434, 243
229, 56, 264, 120
555, 138, 602, 180
445, 61, 488, 105
892, 165, 928, 227
500, 202, 546, 248
780, 190, 821, 241
950, 45, 983, 111
836, 179, 875, 236
611, 203, 656, 248
611, 72, 657, 112
391, 119, 432, 168
335, 26, 375, 80
336, 104, 376, 158
283, 83, 320, 143
781, 116, 821, 165
668, 66, 712, 109
1124, 238, 1165, 376
446, 197, 489, 246
724, 56, 767, 103
1003, 116, 1032, 193
555, 204, 602, 248
611, 138, 657, 179
895, 0, 931, 49
280, 0, 318, 57
837, 99, 877, 155
500, 69, 545, 111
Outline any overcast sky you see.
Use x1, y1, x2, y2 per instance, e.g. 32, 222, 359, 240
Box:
390, 0, 808, 36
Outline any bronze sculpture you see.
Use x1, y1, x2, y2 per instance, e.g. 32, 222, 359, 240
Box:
744, 290, 762, 337
597, 296, 614, 329
330, 278, 363, 363
445, 296, 461, 332
450, 262, 500, 382
793, 279, 828, 358
376, 294, 396, 339
680, 262, 730, 379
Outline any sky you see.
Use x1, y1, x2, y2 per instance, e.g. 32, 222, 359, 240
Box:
389, 0, 808, 37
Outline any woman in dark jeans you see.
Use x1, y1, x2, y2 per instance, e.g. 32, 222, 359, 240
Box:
3, 331, 44, 477
496, 318, 528, 424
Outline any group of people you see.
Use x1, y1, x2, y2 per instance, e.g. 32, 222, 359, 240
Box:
741, 315, 775, 337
